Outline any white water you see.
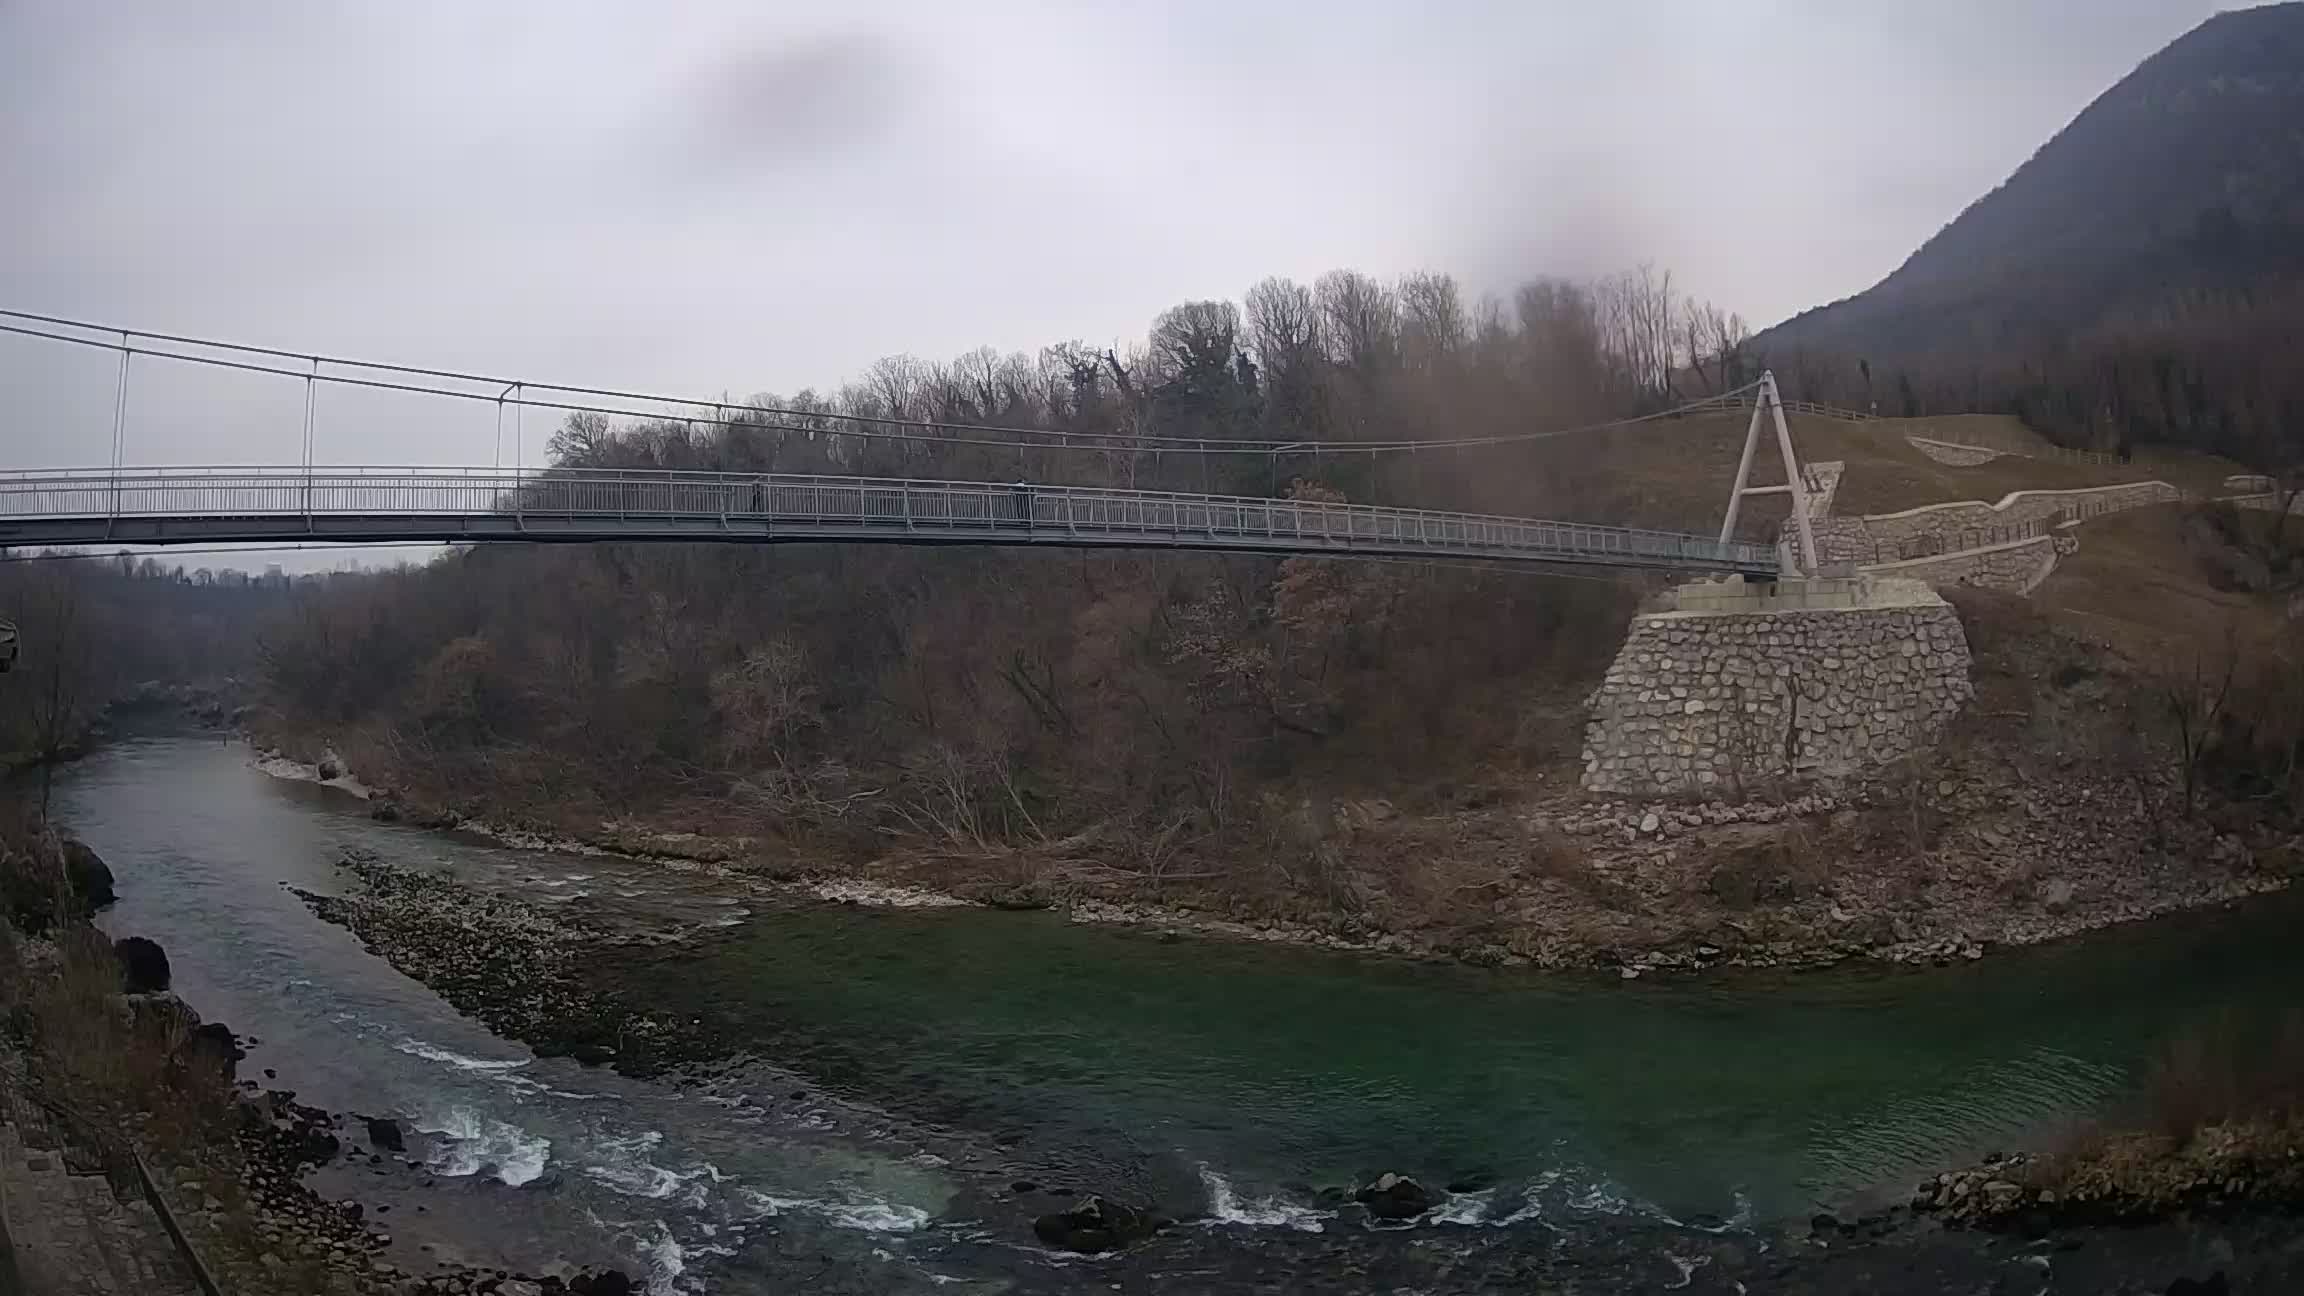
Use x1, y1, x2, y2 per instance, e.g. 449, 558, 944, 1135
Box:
1197, 1167, 1330, 1233
393, 1035, 531, 1072
417, 1106, 554, 1187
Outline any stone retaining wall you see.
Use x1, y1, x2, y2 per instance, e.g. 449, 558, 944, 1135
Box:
1581, 580, 1973, 797
1907, 437, 2005, 466
1859, 534, 2068, 595
2230, 490, 2304, 515
1861, 481, 2180, 545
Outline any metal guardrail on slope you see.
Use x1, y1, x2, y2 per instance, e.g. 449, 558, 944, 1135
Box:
0, 466, 1783, 575
0, 1054, 223, 1296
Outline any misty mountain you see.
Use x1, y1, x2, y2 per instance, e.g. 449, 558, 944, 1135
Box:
1754, 1, 2304, 373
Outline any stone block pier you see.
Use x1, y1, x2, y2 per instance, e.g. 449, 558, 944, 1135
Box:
1581, 576, 1974, 797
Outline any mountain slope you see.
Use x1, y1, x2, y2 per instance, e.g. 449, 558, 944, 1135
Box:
1757, 2, 2304, 366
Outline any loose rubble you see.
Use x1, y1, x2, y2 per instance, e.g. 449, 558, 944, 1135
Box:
290, 852, 712, 1076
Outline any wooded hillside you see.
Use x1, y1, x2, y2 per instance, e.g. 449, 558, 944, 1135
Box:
1752, 3, 2304, 475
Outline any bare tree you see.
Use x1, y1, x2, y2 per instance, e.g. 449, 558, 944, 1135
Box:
1682, 299, 1751, 395
2163, 630, 2241, 816
1315, 270, 1399, 377
1397, 271, 1469, 374
22, 571, 91, 819
1594, 263, 1679, 405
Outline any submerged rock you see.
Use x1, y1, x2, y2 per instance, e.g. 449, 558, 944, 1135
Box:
365, 1117, 405, 1152
1354, 1172, 1435, 1221
1032, 1194, 1155, 1253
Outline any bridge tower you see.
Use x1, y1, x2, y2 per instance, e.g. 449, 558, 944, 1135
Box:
1715, 370, 1819, 578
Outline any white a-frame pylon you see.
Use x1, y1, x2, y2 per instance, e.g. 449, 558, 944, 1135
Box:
1716, 370, 1818, 578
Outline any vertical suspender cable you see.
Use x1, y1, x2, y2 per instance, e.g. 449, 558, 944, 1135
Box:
495, 383, 516, 521
302, 357, 318, 527
108, 333, 131, 531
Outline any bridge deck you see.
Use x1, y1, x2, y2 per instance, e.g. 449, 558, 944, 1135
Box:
0, 468, 1779, 576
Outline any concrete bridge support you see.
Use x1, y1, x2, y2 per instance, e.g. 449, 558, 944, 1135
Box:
1580, 577, 1974, 798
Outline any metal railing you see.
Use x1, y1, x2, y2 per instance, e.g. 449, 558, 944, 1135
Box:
0, 1055, 224, 1296
1857, 520, 2058, 565
0, 466, 1782, 575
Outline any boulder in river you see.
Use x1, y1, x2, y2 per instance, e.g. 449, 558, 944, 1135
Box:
188, 1021, 243, 1077
365, 1117, 405, 1152
1032, 1195, 1155, 1253
1354, 1172, 1435, 1221
570, 1272, 635, 1296
62, 838, 115, 911
114, 936, 172, 993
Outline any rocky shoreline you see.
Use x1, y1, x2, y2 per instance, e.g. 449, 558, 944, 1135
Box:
244, 855, 2304, 1294
226, 756, 2304, 1292
219, 1083, 639, 1295
290, 852, 720, 1078
255, 743, 2296, 983
2, 858, 640, 1294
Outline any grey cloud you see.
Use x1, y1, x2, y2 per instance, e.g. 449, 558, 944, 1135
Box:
677, 31, 917, 175
0, 0, 2236, 494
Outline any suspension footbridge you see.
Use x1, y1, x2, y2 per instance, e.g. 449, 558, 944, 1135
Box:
0, 312, 1806, 578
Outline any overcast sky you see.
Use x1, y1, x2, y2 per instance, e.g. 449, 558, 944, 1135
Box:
0, 0, 2229, 479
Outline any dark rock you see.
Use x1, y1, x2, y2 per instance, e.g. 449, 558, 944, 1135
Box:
2167, 1275, 2228, 1296
1354, 1173, 1435, 1221
115, 936, 172, 993
366, 1117, 406, 1152
293, 1125, 341, 1165
370, 801, 404, 823
568, 1044, 616, 1067
188, 1021, 243, 1077
581, 1270, 634, 1296
1009, 1180, 1039, 1195
61, 838, 115, 910
1443, 1169, 1496, 1195
318, 758, 343, 780
1031, 1195, 1153, 1253
122, 990, 200, 1039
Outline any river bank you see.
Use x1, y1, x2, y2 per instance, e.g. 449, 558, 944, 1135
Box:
250, 737, 2297, 980
273, 783, 2304, 1294
50, 734, 2304, 1292
0, 811, 641, 1294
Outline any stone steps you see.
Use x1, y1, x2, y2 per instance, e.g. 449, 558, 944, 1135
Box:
0, 1104, 201, 1296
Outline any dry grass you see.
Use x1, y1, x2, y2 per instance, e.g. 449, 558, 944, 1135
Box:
2135, 1011, 2304, 1142
1496, 409, 2247, 540
1513, 412, 2143, 528
2032, 504, 2290, 659
2019, 1015, 2304, 1216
